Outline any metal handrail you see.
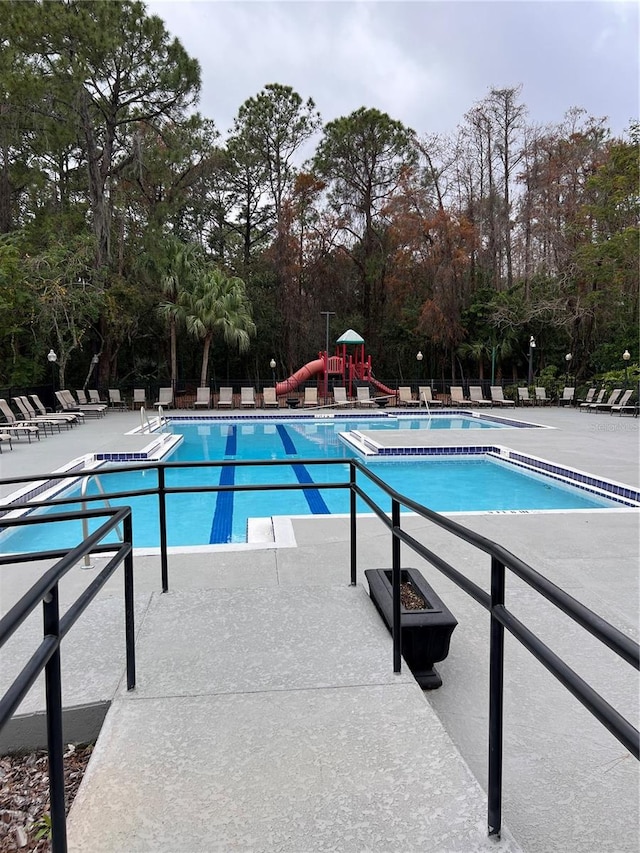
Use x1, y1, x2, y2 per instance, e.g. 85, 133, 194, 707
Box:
0, 505, 134, 853
79, 474, 124, 568
0, 457, 637, 848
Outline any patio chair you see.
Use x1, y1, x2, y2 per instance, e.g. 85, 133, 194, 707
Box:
12, 397, 64, 433
449, 386, 466, 406
216, 387, 233, 408
398, 386, 420, 406
534, 387, 550, 406
558, 387, 575, 407
30, 394, 81, 424
132, 389, 146, 410
193, 387, 211, 409
610, 389, 634, 415
490, 387, 515, 407
262, 387, 279, 408
594, 389, 623, 414
356, 386, 376, 408
0, 399, 40, 441
88, 389, 105, 404
419, 387, 444, 407
73, 390, 107, 415
241, 387, 257, 408
333, 387, 351, 407
154, 387, 174, 409
0, 433, 13, 452
517, 387, 534, 406
577, 388, 596, 405
580, 388, 606, 412
108, 389, 128, 410
76, 389, 89, 404
303, 387, 318, 407
469, 386, 491, 406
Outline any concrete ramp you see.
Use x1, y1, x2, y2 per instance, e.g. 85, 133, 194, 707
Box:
66, 585, 521, 852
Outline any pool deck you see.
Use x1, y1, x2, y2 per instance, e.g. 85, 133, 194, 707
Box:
0, 405, 638, 852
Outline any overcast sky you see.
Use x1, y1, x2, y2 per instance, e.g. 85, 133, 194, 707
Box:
146, 0, 638, 141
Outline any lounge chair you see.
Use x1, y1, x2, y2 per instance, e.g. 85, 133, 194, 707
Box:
469, 386, 491, 406
154, 387, 174, 409
30, 394, 80, 425
534, 387, 550, 406
0, 433, 13, 452
580, 389, 606, 412
193, 387, 211, 409
108, 389, 128, 410
490, 387, 515, 407
333, 387, 351, 407
398, 386, 420, 406
88, 389, 105, 404
303, 387, 318, 407
241, 387, 257, 408
56, 390, 101, 418
449, 386, 467, 406
594, 389, 622, 414
517, 387, 534, 406
418, 387, 444, 407
132, 389, 146, 409
76, 389, 89, 404
577, 388, 596, 405
610, 390, 634, 415
217, 387, 233, 408
72, 389, 107, 415
356, 386, 376, 408
0, 399, 40, 441
12, 397, 65, 433
558, 387, 575, 407
262, 387, 279, 408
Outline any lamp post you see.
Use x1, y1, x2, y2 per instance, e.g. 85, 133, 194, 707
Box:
416, 350, 423, 393
47, 349, 58, 390
320, 311, 335, 402
528, 336, 536, 386
623, 349, 630, 387
270, 358, 276, 388
565, 352, 572, 385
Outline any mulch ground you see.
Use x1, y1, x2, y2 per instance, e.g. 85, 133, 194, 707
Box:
0, 744, 93, 852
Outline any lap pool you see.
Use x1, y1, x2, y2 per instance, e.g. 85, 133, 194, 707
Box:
0, 416, 633, 552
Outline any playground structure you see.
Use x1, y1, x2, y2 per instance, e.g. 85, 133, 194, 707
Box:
274, 335, 396, 402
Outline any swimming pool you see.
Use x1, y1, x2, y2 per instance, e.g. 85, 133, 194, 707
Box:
0, 417, 629, 553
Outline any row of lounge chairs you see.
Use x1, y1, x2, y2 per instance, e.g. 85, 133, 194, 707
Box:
578, 388, 635, 414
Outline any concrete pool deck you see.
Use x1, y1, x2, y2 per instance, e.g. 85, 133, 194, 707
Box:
0, 405, 638, 851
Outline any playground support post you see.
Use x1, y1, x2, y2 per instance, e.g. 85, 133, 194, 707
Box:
321, 311, 335, 401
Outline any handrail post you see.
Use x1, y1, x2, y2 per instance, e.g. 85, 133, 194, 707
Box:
43, 584, 67, 853
392, 498, 402, 673
488, 555, 505, 838
349, 462, 357, 585
123, 513, 136, 690
158, 466, 169, 593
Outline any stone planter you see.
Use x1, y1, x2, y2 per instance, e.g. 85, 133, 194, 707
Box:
365, 568, 458, 689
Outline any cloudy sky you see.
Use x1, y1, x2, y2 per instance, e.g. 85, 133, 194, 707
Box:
146, 0, 638, 140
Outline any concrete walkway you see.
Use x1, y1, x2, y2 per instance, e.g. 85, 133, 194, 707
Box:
0, 404, 638, 851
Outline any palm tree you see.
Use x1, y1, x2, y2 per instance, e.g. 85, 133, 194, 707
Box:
186, 268, 256, 386
157, 238, 203, 389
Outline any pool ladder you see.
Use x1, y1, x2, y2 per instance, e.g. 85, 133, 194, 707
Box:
421, 391, 432, 419
140, 405, 169, 434
79, 474, 124, 569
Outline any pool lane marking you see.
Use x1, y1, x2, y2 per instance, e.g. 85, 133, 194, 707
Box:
210, 425, 236, 543
276, 424, 330, 515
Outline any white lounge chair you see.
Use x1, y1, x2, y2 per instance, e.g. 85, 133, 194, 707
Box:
262, 387, 279, 408
333, 387, 351, 407
71, 389, 107, 415
217, 387, 233, 408
133, 389, 146, 409
108, 389, 128, 409
580, 389, 606, 412
517, 387, 534, 406
241, 387, 257, 408
490, 387, 514, 407
593, 389, 622, 414
534, 387, 550, 406
558, 387, 575, 407
356, 386, 376, 408
303, 387, 318, 407
30, 394, 80, 424
469, 386, 491, 406
449, 386, 466, 406
88, 389, 105, 404
154, 387, 173, 409
610, 390, 634, 415
0, 433, 13, 452
0, 398, 40, 441
419, 387, 443, 407
193, 387, 211, 409
398, 386, 420, 406
12, 397, 64, 433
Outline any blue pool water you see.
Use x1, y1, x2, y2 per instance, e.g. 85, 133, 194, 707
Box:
0, 418, 617, 552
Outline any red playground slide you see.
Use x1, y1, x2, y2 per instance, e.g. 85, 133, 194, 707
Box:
370, 376, 397, 399
275, 359, 324, 397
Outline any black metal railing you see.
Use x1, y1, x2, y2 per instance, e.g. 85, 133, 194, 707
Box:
0, 505, 134, 853
0, 457, 637, 850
